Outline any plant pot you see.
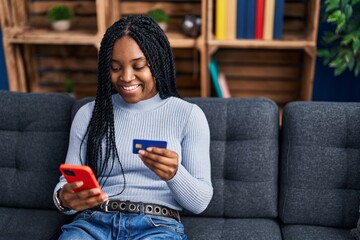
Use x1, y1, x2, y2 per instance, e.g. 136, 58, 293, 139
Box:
158, 22, 167, 32
51, 20, 71, 31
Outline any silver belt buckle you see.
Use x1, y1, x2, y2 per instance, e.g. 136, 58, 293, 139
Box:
101, 200, 110, 212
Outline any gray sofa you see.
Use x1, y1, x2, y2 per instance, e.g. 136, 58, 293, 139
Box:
0, 90, 359, 240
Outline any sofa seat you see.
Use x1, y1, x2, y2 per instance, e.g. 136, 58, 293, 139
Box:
282, 225, 354, 240
0, 207, 71, 240
182, 217, 282, 240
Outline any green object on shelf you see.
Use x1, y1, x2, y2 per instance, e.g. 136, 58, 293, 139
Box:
64, 77, 74, 94
47, 4, 74, 22
147, 9, 169, 23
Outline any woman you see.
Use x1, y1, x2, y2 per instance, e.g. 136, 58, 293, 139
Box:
54, 15, 213, 239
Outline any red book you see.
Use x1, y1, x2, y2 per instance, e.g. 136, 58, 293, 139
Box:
255, 0, 265, 39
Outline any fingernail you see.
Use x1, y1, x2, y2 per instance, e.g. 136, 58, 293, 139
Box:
146, 147, 153, 152
138, 150, 145, 155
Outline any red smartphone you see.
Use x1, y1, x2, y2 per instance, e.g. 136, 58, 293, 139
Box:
59, 164, 102, 195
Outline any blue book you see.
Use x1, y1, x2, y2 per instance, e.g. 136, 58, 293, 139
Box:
209, 58, 223, 98
246, 0, 256, 39
273, 0, 285, 39
236, 0, 246, 39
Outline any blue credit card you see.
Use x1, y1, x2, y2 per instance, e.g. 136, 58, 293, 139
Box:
132, 139, 167, 154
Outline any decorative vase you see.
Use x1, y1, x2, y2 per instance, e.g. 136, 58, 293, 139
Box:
158, 22, 167, 32
182, 15, 201, 38
51, 20, 71, 31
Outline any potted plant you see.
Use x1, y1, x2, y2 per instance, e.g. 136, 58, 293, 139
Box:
47, 4, 74, 31
147, 9, 169, 31
317, 0, 360, 76
64, 77, 75, 98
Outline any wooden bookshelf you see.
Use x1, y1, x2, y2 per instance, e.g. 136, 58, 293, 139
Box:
0, 0, 206, 98
0, 0, 320, 104
205, 0, 320, 102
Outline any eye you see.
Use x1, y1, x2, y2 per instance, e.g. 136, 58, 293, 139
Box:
133, 65, 146, 71
111, 65, 121, 72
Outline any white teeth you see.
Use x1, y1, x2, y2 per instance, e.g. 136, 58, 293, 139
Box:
122, 85, 139, 90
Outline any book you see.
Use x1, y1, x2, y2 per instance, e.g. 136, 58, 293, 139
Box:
273, 0, 285, 39
263, 0, 275, 40
246, 0, 256, 39
255, 0, 265, 39
226, 0, 237, 40
215, 0, 227, 40
218, 72, 231, 98
209, 58, 223, 98
236, 0, 246, 39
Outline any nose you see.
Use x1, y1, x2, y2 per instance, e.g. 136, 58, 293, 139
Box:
120, 68, 135, 82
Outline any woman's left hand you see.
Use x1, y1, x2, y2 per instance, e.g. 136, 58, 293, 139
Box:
138, 147, 179, 180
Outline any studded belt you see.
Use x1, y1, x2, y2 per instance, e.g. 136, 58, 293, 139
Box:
92, 200, 180, 221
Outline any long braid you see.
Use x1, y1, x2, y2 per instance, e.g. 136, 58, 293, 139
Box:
80, 15, 179, 197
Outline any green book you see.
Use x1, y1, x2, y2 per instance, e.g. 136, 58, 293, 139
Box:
209, 58, 223, 98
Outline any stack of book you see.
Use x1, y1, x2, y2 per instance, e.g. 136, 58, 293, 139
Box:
215, 0, 284, 40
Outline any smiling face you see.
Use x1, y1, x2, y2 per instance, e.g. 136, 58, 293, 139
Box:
110, 36, 157, 103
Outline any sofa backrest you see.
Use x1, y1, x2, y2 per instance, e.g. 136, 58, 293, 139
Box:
72, 97, 280, 218
0, 91, 74, 209
280, 101, 360, 228
186, 98, 279, 218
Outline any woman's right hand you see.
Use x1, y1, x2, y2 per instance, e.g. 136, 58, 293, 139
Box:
59, 181, 108, 211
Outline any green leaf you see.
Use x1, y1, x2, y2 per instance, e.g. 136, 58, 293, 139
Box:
327, 10, 342, 22
317, 49, 331, 59
343, 49, 353, 63
322, 31, 339, 43
330, 58, 343, 68
344, 4, 353, 20
351, 0, 360, 5
355, 62, 360, 76
330, 58, 347, 76
353, 37, 360, 54
334, 62, 347, 76
341, 0, 350, 8
335, 13, 347, 33
341, 33, 354, 45
325, 0, 340, 12
348, 56, 355, 70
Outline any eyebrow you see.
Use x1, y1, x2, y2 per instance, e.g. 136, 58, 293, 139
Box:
110, 57, 146, 63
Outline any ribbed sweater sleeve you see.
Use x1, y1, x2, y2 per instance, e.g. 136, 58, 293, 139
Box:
166, 105, 213, 213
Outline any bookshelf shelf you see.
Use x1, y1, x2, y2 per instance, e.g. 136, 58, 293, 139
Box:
6, 29, 99, 46
166, 32, 202, 49
208, 39, 315, 50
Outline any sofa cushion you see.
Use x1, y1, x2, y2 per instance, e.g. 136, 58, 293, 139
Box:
280, 102, 360, 228
186, 98, 279, 218
182, 217, 282, 240
0, 207, 71, 240
281, 225, 353, 240
0, 91, 74, 209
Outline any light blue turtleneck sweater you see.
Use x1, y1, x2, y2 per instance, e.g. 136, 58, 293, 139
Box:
54, 93, 213, 214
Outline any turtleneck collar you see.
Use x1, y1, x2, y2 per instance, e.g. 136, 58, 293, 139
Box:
112, 93, 169, 112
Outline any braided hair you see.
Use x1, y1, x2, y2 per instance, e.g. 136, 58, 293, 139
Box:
80, 15, 180, 196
